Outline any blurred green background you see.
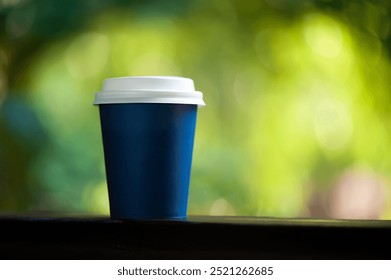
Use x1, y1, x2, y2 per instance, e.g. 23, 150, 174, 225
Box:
1, 0, 391, 219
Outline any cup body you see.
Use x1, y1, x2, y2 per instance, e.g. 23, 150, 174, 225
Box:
99, 103, 197, 219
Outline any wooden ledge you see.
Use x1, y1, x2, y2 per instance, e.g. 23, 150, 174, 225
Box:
0, 215, 390, 259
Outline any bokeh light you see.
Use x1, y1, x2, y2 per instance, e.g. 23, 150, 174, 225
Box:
1, 0, 391, 219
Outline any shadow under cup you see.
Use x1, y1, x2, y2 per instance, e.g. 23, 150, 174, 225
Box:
99, 103, 197, 219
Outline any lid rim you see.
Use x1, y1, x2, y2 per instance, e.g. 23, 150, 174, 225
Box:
94, 100, 206, 106
96, 89, 203, 94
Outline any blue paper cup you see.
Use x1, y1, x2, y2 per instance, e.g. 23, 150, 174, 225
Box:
94, 77, 205, 219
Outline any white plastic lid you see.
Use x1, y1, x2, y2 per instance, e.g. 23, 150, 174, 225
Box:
94, 76, 205, 106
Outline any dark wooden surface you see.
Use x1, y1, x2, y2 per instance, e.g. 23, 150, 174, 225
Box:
1, 214, 391, 259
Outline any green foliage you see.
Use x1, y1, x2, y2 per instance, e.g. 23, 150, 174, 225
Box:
2, 0, 391, 218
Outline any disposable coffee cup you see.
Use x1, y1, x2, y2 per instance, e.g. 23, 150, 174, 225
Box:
94, 76, 205, 219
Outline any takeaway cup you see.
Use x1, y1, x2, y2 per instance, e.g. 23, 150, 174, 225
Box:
94, 76, 205, 219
